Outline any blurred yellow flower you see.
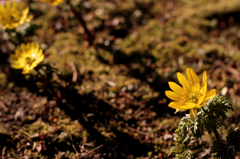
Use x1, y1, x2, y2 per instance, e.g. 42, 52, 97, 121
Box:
0, 1, 32, 29
10, 42, 44, 74
165, 68, 216, 118
39, 0, 64, 6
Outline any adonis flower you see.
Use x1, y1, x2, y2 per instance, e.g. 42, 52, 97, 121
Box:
0, 1, 32, 29
39, 0, 64, 6
165, 68, 216, 118
10, 42, 44, 74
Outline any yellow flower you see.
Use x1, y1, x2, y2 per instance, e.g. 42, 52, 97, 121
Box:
39, 0, 64, 6
0, 1, 32, 29
165, 68, 216, 118
10, 42, 44, 74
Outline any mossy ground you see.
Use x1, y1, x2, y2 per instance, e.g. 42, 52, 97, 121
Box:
0, 0, 240, 158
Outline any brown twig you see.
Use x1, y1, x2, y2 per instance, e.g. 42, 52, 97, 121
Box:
80, 143, 106, 158
99, 77, 116, 87
79, 145, 88, 153
66, 0, 94, 46
69, 132, 79, 154
2, 146, 6, 159
0, 101, 8, 111
126, 126, 149, 136
69, 62, 78, 82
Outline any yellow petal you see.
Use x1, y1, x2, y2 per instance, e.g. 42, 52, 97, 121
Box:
6, 1, 11, 9
201, 71, 207, 92
177, 72, 188, 89
169, 102, 196, 110
165, 91, 181, 101
190, 108, 197, 118
197, 95, 205, 105
37, 49, 43, 57
22, 8, 30, 19
182, 102, 197, 109
31, 42, 35, 49
190, 68, 200, 86
196, 101, 206, 108
186, 68, 194, 84
21, 43, 25, 50
22, 68, 30, 74
19, 2, 26, 11
205, 89, 216, 101
37, 54, 44, 63
11, 63, 25, 69
13, 1, 17, 9
35, 43, 39, 51
168, 102, 183, 109
174, 109, 187, 114
168, 82, 183, 94
0, 5, 4, 11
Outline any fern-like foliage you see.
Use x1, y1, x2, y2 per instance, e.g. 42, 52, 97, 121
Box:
168, 117, 195, 158
178, 113, 205, 138
169, 111, 209, 158
211, 141, 235, 159
211, 128, 240, 158
201, 96, 233, 134
169, 96, 234, 158
227, 128, 240, 153
175, 150, 193, 159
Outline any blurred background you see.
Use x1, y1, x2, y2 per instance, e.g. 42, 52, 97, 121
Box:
0, 0, 240, 158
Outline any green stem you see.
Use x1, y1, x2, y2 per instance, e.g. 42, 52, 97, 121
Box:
35, 67, 49, 88
212, 125, 221, 142
35, 68, 45, 79
201, 107, 221, 142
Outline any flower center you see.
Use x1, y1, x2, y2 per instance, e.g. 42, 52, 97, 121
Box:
189, 93, 197, 101
25, 57, 36, 67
